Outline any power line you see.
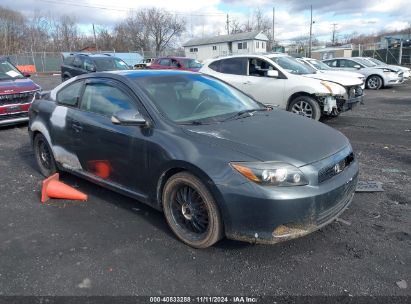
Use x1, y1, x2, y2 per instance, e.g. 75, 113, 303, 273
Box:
36, 0, 226, 17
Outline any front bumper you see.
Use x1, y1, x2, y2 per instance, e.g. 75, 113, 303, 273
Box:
341, 95, 363, 111
384, 73, 404, 86
217, 151, 359, 244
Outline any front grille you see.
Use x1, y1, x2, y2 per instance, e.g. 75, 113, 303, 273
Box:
0, 91, 35, 106
318, 152, 354, 184
0, 112, 28, 121
346, 85, 363, 99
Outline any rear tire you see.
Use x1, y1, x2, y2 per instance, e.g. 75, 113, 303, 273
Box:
289, 96, 321, 120
162, 172, 223, 248
366, 75, 383, 90
34, 133, 57, 177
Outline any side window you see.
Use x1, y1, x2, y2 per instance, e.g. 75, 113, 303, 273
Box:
326, 60, 337, 67
208, 60, 220, 72
83, 58, 95, 70
80, 83, 135, 117
57, 80, 83, 106
220, 58, 247, 75
159, 59, 171, 66
248, 58, 274, 77
170, 59, 178, 67
73, 56, 83, 68
345, 60, 358, 68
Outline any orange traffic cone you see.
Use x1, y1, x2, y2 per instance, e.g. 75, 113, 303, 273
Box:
41, 173, 88, 204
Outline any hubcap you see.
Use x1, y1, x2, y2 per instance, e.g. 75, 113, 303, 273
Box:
38, 140, 51, 169
368, 77, 379, 89
171, 185, 209, 235
291, 100, 313, 118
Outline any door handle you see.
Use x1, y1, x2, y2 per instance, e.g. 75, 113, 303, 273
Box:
243, 81, 251, 85
71, 121, 83, 133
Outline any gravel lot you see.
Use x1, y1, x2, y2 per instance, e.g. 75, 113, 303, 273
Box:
0, 75, 409, 297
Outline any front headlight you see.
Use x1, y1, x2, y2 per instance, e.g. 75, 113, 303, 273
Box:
320, 81, 345, 95
230, 162, 308, 186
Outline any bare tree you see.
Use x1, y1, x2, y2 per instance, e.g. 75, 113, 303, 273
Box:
0, 6, 26, 54
141, 8, 185, 55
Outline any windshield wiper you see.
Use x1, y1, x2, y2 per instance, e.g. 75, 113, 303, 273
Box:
178, 120, 206, 125
222, 108, 267, 121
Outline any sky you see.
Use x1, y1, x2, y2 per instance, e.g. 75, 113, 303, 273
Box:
2, 0, 411, 45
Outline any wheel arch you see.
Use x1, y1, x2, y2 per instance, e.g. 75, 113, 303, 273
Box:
286, 91, 318, 110
155, 161, 228, 224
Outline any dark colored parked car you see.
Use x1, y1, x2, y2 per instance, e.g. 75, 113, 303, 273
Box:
0, 57, 41, 126
149, 57, 202, 71
61, 53, 130, 82
29, 70, 358, 248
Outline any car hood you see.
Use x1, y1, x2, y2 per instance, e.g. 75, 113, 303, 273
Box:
0, 78, 40, 94
304, 72, 362, 86
320, 70, 364, 79
182, 110, 350, 167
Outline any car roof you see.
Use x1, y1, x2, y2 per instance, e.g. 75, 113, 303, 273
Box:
100, 69, 199, 78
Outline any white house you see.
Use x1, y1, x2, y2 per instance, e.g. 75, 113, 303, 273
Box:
183, 31, 269, 62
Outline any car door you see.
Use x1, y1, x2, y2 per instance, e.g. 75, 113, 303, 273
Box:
68, 78, 148, 197
210, 57, 248, 90
240, 57, 285, 106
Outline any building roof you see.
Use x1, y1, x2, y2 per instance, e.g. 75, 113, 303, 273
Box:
183, 31, 268, 47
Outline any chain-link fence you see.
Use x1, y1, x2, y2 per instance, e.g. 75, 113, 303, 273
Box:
6, 50, 186, 73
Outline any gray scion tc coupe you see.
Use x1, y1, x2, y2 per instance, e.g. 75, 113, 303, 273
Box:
29, 70, 359, 248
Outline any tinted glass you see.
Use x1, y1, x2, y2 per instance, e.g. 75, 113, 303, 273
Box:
208, 60, 220, 72
93, 58, 128, 71
0, 60, 24, 79
325, 60, 338, 67
57, 81, 83, 106
134, 74, 263, 123
73, 56, 83, 68
220, 58, 247, 75
339, 59, 358, 68
80, 83, 134, 117
180, 59, 203, 69
159, 59, 171, 66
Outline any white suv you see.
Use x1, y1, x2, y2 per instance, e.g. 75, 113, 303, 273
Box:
200, 54, 364, 120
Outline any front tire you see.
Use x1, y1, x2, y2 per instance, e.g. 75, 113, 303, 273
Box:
162, 172, 223, 248
289, 96, 321, 120
34, 133, 57, 177
366, 75, 383, 90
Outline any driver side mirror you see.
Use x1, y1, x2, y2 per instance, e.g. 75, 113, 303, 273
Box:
111, 110, 148, 126
23, 72, 31, 78
267, 70, 279, 78
353, 65, 361, 69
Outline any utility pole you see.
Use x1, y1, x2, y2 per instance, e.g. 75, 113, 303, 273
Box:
92, 24, 98, 51
309, 5, 313, 58
272, 7, 275, 49
331, 23, 338, 45
226, 14, 230, 35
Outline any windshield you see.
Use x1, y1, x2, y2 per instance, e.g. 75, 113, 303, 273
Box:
269, 56, 316, 75
0, 61, 24, 80
307, 59, 332, 70
354, 58, 375, 67
93, 57, 129, 71
367, 58, 385, 65
180, 59, 203, 69
134, 74, 263, 123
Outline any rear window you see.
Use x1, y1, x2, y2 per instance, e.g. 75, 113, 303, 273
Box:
92, 58, 129, 71
208, 60, 220, 72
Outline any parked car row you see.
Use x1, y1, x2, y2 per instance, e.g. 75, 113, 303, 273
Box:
200, 53, 364, 120
322, 56, 408, 90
